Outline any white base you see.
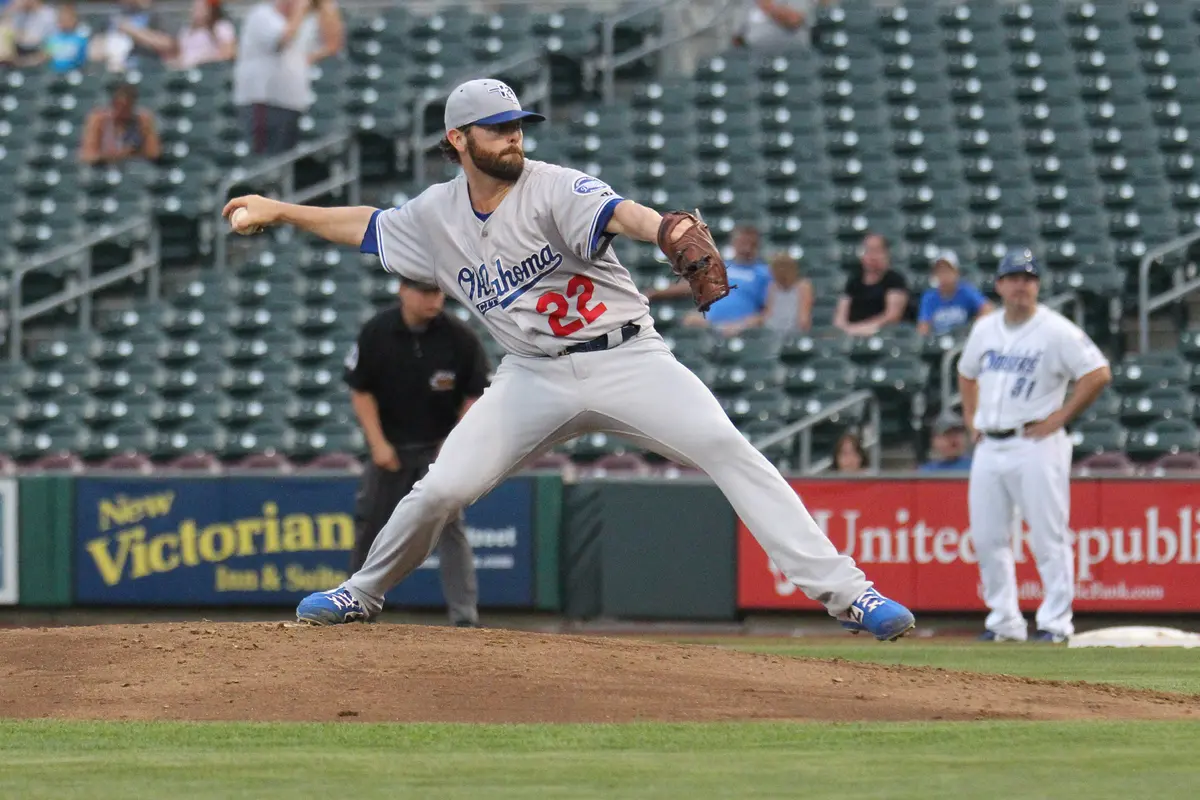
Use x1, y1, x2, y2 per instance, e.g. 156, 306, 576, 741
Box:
1068, 626, 1200, 649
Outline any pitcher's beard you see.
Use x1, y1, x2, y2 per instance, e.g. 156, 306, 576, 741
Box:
468, 140, 525, 181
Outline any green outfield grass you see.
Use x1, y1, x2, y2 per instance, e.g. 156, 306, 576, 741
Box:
709, 638, 1200, 695
2, 719, 1200, 800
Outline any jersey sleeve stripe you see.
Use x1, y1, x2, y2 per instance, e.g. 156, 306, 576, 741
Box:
588, 196, 624, 258
360, 208, 383, 257
374, 209, 393, 272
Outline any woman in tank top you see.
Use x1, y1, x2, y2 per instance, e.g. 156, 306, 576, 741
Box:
764, 253, 814, 332
79, 82, 162, 165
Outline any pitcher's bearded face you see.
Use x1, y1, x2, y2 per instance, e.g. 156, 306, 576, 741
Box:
465, 121, 525, 181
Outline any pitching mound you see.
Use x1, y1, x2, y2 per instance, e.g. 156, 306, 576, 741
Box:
2, 623, 1196, 723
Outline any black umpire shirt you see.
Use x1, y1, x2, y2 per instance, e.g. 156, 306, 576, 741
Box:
343, 306, 490, 448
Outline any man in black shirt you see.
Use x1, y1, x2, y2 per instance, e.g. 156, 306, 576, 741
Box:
344, 277, 491, 627
834, 232, 910, 336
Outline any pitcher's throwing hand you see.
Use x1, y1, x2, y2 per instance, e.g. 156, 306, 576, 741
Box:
222, 195, 278, 234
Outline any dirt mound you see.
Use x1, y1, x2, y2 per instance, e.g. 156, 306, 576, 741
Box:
1, 623, 1195, 723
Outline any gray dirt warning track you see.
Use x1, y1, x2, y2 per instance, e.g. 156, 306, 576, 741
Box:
1, 622, 1196, 723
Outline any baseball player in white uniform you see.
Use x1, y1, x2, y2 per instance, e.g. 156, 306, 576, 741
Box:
223, 78, 916, 641
957, 249, 1112, 643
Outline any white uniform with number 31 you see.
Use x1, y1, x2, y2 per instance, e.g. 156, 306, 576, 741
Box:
346, 159, 873, 615
958, 306, 1109, 639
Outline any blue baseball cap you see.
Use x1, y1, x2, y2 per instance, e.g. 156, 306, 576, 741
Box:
996, 247, 1041, 279
444, 79, 546, 131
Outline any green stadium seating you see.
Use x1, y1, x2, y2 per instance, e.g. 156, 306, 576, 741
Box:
5, 2, 1200, 469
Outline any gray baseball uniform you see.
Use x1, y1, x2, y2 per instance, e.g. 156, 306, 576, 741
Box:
343, 162, 873, 617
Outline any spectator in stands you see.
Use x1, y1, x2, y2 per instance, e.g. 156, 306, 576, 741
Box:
763, 252, 813, 333
0, 19, 11, 65
3, 0, 57, 64
19, 3, 88, 71
734, 1, 819, 52
234, 0, 320, 155
92, 0, 164, 71
650, 224, 771, 335
834, 233, 910, 337
79, 82, 162, 165
919, 410, 973, 472
916, 249, 992, 337
305, 0, 344, 65
832, 430, 868, 473
119, 0, 236, 70
41, 4, 88, 71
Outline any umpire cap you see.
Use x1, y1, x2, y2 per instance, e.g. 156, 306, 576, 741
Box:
996, 247, 1040, 279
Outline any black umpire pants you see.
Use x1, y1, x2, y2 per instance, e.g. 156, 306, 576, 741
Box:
351, 446, 479, 625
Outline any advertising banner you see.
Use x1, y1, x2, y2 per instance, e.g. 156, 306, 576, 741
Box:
738, 479, 1200, 612
0, 479, 17, 605
74, 476, 535, 607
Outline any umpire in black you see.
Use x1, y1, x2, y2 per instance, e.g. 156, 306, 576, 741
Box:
343, 276, 491, 627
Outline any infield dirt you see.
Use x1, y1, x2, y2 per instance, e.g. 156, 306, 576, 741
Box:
2, 623, 1197, 723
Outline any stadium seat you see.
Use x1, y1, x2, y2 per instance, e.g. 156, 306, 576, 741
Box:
784, 356, 858, 395
710, 360, 786, 395
580, 452, 654, 478
721, 390, 793, 426
1070, 419, 1130, 458
1073, 451, 1138, 476
1146, 452, 1200, 474
98, 452, 156, 474
1125, 419, 1200, 463
710, 329, 784, 364
1111, 352, 1191, 392
1119, 386, 1197, 427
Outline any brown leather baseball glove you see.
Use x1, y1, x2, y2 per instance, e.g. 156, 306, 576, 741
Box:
657, 210, 732, 313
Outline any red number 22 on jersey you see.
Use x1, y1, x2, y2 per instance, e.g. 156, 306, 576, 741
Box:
536, 276, 608, 338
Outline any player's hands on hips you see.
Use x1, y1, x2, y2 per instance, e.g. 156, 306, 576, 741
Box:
222, 194, 280, 234
371, 441, 401, 472
1023, 412, 1066, 440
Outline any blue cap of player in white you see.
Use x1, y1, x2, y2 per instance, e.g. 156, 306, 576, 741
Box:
444, 79, 547, 131
996, 247, 1041, 279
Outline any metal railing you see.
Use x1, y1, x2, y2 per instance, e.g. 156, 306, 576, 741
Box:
1138, 230, 1200, 353
750, 390, 881, 475
592, 0, 742, 104
939, 291, 1085, 411
7, 217, 159, 360
213, 131, 362, 273
410, 50, 552, 187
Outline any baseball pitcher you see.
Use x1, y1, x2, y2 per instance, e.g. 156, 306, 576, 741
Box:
957, 249, 1112, 643
224, 78, 916, 641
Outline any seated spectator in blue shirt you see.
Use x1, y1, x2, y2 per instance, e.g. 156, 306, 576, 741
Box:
41, 4, 90, 72
917, 249, 992, 336
919, 411, 973, 472
650, 224, 772, 335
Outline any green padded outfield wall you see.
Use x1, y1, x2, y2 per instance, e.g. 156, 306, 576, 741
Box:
533, 473, 563, 612
560, 481, 606, 619
561, 479, 737, 621
18, 475, 74, 607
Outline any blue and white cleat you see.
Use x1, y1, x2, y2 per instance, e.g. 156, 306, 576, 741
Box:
838, 588, 916, 641
296, 588, 368, 625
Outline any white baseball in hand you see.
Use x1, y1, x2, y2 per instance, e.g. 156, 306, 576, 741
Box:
231, 207, 262, 235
